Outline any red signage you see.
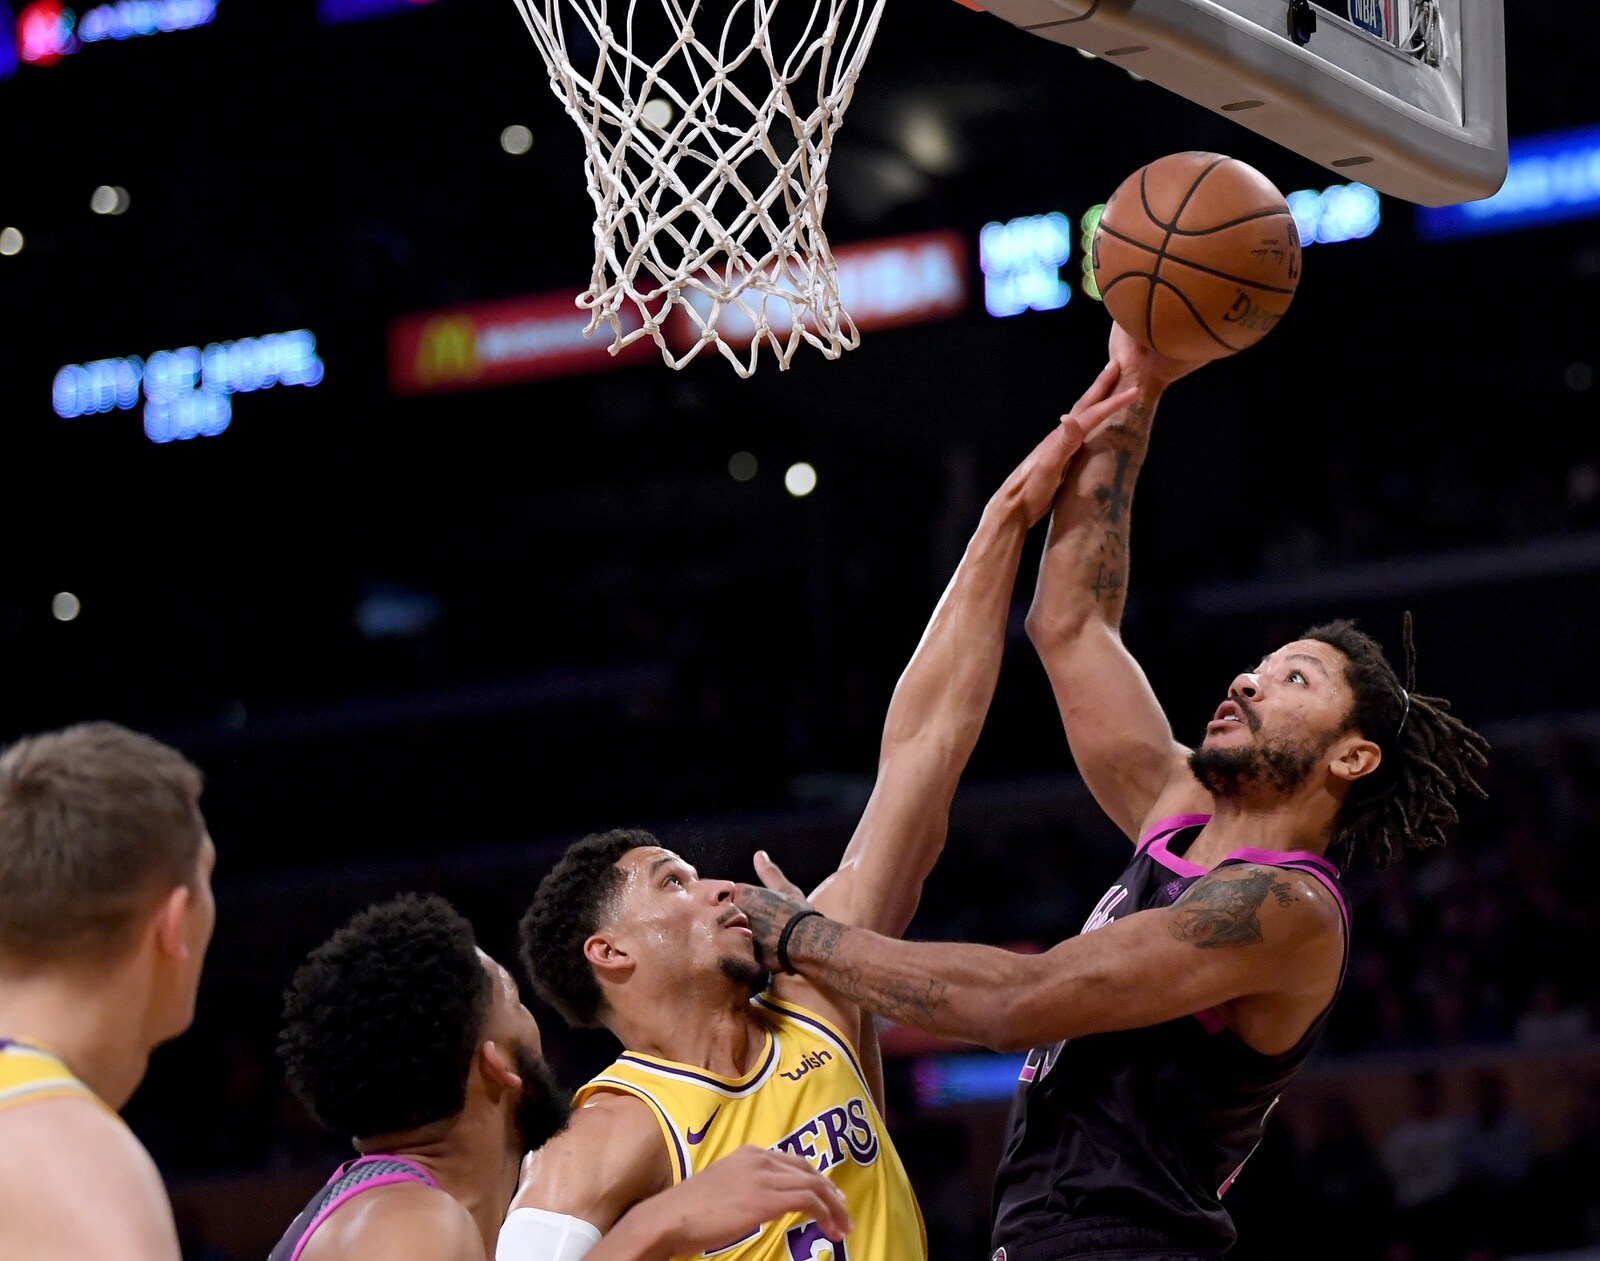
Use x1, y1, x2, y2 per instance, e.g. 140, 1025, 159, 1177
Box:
387, 230, 970, 393
387, 291, 655, 397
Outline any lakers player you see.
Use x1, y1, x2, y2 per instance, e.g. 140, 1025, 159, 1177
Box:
272, 892, 847, 1261
0, 722, 216, 1261
501, 367, 1139, 1261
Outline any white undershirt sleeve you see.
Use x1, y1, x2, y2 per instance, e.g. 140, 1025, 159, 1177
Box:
496, 1207, 604, 1261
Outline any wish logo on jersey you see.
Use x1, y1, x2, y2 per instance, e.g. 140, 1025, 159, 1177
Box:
781, 1049, 832, 1083
773, 1097, 880, 1172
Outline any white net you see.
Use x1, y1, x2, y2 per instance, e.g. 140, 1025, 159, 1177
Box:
510, 0, 889, 376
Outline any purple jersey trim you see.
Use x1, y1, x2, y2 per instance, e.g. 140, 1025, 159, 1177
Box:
753, 995, 871, 1094
589, 1078, 692, 1181
617, 1030, 778, 1096
288, 1157, 437, 1261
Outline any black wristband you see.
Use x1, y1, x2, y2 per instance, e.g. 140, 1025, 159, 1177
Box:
775, 909, 824, 974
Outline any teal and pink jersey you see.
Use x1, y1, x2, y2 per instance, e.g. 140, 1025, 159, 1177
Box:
267, 1154, 438, 1261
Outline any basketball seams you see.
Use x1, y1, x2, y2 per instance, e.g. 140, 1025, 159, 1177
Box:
1154, 251, 1299, 296
1152, 278, 1245, 352
1162, 206, 1296, 237
1137, 153, 1230, 232
1148, 155, 1229, 354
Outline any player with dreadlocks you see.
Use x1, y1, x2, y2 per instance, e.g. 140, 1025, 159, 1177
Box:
731, 323, 1491, 1261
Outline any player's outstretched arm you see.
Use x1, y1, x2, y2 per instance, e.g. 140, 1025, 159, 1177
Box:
0, 1097, 183, 1261
802, 369, 1139, 943
736, 860, 1342, 1054
1024, 323, 1210, 842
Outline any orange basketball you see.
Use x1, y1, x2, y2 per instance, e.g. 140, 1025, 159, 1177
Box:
1091, 152, 1302, 362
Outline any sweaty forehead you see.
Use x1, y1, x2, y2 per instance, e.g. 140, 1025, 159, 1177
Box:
614, 846, 689, 880
1261, 639, 1346, 675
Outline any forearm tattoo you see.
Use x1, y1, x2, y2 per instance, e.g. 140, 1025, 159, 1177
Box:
788, 916, 952, 1028
1086, 404, 1151, 614
1169, 867, 1297, 949
734, 883, 954, 1027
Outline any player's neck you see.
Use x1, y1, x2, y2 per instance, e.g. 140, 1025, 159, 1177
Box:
1187, 795, 1333, 867
614, 993, 766, 1077
0, 965, 153, 1109
356, 1107, 521, 1256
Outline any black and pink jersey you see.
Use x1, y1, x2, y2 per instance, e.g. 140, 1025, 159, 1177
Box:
267, 1154, 437, 1261
989, 814, 1350, 1260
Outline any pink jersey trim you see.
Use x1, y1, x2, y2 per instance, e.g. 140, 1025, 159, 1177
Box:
1191, 1008, 1226, 1035
1136, 814, 1212, 855
289, 1159, 437, 1261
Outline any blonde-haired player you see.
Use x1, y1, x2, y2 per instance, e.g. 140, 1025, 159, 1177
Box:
502, 367, 1138, 1261
0, 722, 217, 1261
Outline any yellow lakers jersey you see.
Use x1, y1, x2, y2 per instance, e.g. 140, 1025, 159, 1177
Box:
0, 1038, 106, 1117
574, 993, 927, 1261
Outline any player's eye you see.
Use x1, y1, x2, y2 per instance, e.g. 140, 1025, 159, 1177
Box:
1288, 670, 1307, 685
665, 874, 684, 888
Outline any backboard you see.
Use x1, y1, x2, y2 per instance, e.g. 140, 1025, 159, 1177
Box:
964, 0, 1507, 207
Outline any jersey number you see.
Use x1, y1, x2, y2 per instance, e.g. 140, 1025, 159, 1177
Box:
785, 1220, 849, 1261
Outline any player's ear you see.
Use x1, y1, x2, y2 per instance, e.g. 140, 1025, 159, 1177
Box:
1328, 735, 1382, 784
152, 884, 194, 960
479, 1040, 523, 1092
583, 931, 633, 981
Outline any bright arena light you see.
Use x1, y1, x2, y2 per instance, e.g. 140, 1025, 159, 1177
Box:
51, 592, 81, 622
0, 228, 22, 256
91, 185, 129, 215
500, 124, 534, 156
642, 99, 673, 130
784, 462, 817, 497
728, 451, 758, 482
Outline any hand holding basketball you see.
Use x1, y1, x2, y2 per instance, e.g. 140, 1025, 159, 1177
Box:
1092, 151, 1302, 362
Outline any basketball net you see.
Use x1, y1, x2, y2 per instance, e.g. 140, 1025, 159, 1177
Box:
510, 0, 888, 376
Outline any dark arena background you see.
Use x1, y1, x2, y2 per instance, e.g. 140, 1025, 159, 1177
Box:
4, 1, 1599, 1258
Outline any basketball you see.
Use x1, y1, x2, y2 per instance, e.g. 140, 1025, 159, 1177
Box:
1091, 152, 1302, 362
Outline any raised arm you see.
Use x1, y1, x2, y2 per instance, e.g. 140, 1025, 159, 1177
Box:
736, 862, 1343, 1056
804, 366, 1139, 939
1023, 324, 1210, 841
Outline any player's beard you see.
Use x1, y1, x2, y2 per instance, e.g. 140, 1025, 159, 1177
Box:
1188, 731, 1323, 797
720, 952, 770, 998
512, 1046, 574, 1152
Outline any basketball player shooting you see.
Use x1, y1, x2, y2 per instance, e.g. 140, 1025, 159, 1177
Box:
0, 723, 217, 1261
733, 323, 1491, 1261
499, 369, 1139, 1261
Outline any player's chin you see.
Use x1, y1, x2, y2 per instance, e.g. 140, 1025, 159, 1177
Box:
719, 950, 769, 995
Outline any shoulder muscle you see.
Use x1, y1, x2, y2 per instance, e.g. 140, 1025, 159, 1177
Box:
335, 1182, 483, 1261
510, 1089, 671, 1232
0, 1095, 179, 1261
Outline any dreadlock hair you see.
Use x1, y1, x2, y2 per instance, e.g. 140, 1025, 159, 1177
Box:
1303, 613, 1489, 871
519, 827, 656, 1028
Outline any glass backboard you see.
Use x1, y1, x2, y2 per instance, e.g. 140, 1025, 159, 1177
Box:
966, 0, 1507, 207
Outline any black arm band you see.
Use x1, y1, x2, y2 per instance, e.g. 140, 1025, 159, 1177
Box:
776, 909, 825, 974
